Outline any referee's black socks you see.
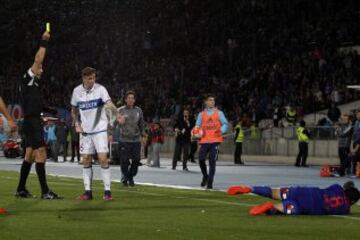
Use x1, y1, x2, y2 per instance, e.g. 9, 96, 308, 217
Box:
35, 162, 49, 194
17, 160, 33, 192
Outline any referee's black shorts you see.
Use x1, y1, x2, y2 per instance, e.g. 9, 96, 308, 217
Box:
22, 117, 45, 149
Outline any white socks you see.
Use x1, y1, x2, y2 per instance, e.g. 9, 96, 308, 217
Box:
83, 167, 93, 191
101, 167, 111, 191
83, 166, 111, 191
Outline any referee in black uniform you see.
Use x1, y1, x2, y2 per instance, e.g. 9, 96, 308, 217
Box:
15, 31, 61, 199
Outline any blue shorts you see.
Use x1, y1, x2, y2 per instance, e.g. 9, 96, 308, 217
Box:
280, 188, 301, 215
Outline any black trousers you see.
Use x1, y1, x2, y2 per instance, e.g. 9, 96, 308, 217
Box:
57, 141, 68, 161
351, 154, 360, 175
234, 142, 243, 164
189, 141, 198, 161
338, 147, 350, 176
172, 142, 190, 169
71, 141, 80, 161
295, 142, 308, 166
119, 142, 141, 182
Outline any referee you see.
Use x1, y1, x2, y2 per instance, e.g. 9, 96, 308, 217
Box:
15, 31, 61, 199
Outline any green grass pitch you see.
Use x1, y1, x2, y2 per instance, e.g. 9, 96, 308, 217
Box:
0, 170, 359, 240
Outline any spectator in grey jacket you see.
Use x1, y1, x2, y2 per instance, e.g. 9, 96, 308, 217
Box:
336, 114, 353, 176
116, 91, 144, 187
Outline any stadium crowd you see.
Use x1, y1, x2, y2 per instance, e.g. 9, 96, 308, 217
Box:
0, 0, 360, 125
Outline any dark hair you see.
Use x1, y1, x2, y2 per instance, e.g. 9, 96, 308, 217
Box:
204, 93, 216, 100
343, 181, 355, 190
81, 67, 96, 77
124, 90, 136, 99
344, 181, 360, 205
299, 120, 306, 127
345, 187, 360, 205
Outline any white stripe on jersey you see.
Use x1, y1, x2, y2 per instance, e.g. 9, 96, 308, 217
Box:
71, 83, 111, 133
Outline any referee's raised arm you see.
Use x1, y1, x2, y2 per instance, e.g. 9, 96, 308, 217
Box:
30, 31, 50, 78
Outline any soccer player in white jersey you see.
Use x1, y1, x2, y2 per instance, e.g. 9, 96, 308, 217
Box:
71, 67, 118, 200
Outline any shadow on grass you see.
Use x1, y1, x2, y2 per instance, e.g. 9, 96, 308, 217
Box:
12, 203, 220, 214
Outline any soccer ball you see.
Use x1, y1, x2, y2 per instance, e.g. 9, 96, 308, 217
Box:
191, 127, 203, 139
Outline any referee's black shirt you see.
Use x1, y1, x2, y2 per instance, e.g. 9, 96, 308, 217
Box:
19, 68, 43, 118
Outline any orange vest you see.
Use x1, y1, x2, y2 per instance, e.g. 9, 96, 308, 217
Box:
199, 110, 223, 144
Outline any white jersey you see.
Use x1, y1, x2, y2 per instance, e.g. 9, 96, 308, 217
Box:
71, 83, 111, 134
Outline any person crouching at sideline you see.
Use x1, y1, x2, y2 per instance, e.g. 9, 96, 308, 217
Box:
148, 120, 164, 167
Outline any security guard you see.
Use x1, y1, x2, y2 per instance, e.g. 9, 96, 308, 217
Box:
234, 120, 245, 164
286, 106, 297, 126
295, 120, 310, 167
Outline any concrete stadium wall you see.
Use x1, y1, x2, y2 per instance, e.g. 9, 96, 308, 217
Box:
159, 135, 340, 165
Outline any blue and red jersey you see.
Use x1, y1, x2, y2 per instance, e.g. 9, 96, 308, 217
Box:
281, 184, 350, 215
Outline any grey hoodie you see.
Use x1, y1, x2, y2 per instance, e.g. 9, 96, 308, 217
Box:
117, 105, 144, 142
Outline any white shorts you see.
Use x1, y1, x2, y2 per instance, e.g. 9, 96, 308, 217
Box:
79, 131, 109, 155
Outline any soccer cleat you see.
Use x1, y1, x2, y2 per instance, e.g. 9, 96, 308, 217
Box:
15, 189, 35, 198
77, 191, 93, 200
250, 202, 274, 216
227, 186, 252, 195
42, 190, 63, 200
103, 191, 113, 201
200, 176, 208, 187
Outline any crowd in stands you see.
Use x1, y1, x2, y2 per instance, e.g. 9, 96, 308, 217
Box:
1, 0, 360, 125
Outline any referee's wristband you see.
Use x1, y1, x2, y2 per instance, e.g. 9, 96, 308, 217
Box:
40, 40, 49, 48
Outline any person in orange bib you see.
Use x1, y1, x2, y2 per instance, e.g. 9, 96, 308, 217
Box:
192, 94, 228, 189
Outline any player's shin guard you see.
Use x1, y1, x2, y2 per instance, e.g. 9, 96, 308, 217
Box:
83, 166, 93, 191
252, 186, 272, 198
101, 166, 111, 191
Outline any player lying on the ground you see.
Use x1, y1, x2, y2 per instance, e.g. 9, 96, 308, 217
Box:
227, 181, 360, 216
